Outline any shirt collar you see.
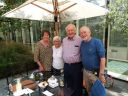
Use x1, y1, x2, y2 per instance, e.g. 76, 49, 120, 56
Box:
67, 35, 76, 40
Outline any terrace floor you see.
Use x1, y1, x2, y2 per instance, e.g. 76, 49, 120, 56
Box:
0, 59, 128, 96
0, 77, 128, 96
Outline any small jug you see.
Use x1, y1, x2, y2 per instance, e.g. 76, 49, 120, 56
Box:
16, 78, 22, 91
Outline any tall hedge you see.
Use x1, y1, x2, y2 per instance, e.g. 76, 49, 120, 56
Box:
0, 41, 37, 78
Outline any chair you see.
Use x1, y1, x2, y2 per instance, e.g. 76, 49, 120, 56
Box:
90, 79, 106, 96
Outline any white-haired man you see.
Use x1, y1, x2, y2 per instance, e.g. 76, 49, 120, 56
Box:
80, 26, 106, 94
63, 24, 83, 96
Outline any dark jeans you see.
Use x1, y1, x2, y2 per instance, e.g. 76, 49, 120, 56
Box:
64, 62, 83, 96
51, 66, 61, 76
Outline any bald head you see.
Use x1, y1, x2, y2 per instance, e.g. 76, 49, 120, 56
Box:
80, 26, 91, 33
80, 26, 92, 41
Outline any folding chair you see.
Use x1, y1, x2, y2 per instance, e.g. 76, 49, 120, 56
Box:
90, 79, 106, 96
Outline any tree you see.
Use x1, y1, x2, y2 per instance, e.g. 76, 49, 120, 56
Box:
108, 0, 128, 47
0, 0, 28, 41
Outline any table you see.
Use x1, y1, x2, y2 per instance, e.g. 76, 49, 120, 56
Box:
9, 74, 64, 96
38, 75, 64, 96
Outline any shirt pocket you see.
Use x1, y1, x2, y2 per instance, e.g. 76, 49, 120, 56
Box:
73, 45, 80, 54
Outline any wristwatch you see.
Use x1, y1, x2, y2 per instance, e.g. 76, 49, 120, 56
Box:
100, 73, 105, 75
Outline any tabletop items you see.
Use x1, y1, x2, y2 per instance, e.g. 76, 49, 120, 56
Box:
13, 88, 34, 96
47, 75, 59, 88
9, 70, 64, 96
42, 90, 54, 96
29, 70, 43, 81
38, 81, 48, 88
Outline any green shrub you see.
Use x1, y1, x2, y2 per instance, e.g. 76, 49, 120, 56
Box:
0, 41, 36, 78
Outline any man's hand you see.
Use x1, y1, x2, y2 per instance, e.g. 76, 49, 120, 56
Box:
99, 74, 106, 84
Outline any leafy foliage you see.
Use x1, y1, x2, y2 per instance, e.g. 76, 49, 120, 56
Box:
108, 0, 128, 46
0, 0, 29, 41
0, 41, 36, 78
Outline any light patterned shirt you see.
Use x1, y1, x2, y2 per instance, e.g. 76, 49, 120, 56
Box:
62, 35, 82, 64
34, 42, 53, 71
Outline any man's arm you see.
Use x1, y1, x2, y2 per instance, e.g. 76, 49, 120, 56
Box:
100, 57, 106, 74
99, 57, 106, 83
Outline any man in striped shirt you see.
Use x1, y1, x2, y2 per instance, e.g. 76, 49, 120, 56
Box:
62, 24, 83, 96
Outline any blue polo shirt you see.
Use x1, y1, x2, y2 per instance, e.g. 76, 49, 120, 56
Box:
80, 38, 105, 71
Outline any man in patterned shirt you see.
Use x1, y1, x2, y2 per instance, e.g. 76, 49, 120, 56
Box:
63, 24, 83, 96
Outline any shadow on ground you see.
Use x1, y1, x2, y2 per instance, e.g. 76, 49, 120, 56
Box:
106, 79, 128, 96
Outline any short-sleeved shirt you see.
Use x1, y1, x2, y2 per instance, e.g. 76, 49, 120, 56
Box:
34, 42, 53, 71
62, 35, 82, 63
80, 38, 105, 71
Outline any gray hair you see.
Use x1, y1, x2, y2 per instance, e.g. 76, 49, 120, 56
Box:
80, 26, 91, 33
65, 23, 76, 32
53, 36, 61, 41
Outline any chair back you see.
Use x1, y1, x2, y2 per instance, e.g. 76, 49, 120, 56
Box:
90, 79, 106, 96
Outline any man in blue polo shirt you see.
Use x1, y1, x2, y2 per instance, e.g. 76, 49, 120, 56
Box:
80, 26, 106, 94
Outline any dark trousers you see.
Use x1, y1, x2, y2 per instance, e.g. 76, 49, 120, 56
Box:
64, 62, 83, 96
51, 66, 61, 76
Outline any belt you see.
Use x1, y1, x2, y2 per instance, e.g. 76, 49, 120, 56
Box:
65, 62, 81, 65
85, 69, 99, 76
